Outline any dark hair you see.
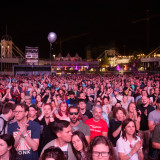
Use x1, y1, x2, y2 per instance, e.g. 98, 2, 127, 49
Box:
52, 119, 70, 134
122, 118, 137, 141
2, 102, 16, 114
68, 91, 75, 95
40, 146, 66, 160
0, 134, 21, 160
78, 98, 86, 104
71, 131, 88, 160
113, 107, 126, 119
68, 105, 79, 113
87, 136, 116, 160
15, 104, 29, 112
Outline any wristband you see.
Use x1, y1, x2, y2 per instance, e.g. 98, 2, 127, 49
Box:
118, 126, 121, 131
24, 133, 28, 138
128, 153, 131, 158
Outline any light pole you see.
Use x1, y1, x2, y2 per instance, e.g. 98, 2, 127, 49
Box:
48, 32, 57, 65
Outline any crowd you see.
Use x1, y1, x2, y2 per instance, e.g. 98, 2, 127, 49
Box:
0, 73, 160, 160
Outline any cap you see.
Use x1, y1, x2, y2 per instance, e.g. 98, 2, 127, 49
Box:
114, 88, 119, 92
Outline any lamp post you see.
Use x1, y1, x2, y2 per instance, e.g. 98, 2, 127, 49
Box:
48, 32, 57, 65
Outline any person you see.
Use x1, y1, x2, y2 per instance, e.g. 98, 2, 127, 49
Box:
0, 134, 23, 160
71, 130, 88, 160
66, 91, 78, 107
68, 105, 90, 143
121, 95, 129, 110
38, 103, 57, 156
127, 102, 141, 131
40, 119, 76, 160
117, 118, 144, 160
8, 104, 41, 160
35, 94, 44, 116
56, 102, 70, 122
152, 124, 160, 159
0, 102, 15, 135
148, 98, 160, 159
111, 89, 123, 106
78, 99, 93, 123
87, 136, 116, 160
137, 95, 155, 159
40, 146, 67, 160
85, 105, 108, 140
24, 96, 32, 107
109, 107, 126, 156
28, 104, 39, 122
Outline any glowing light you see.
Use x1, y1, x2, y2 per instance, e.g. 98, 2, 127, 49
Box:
75, 66, 78, 70
116, 65, 121, 71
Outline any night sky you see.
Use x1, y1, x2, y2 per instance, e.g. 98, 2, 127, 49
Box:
0, 1, 160, 59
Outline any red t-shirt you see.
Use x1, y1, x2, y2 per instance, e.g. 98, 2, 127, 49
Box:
85, 118, 108, 140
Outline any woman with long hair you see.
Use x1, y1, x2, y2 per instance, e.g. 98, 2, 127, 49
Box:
117, 118, 144, 160
0, 134, 23, 160
71, 130, 88, 160
40, 146, 66, 160
55, 102, 70, 122
35, 94, 44, 116
38, 103, 57, 156
87, 136, 116, 160
127, 102, 141, 131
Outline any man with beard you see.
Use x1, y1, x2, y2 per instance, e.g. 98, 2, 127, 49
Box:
137, 95, 155, 159
85, 105, 108, 140
0, 102, 15, 135
68, 106, 90, 143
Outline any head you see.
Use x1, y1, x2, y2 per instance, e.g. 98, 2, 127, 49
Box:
122, 95, 128, 103
14, 104, 29, 122
43, 104, 53, 118
92, 105, 102, 122
28, 104, 37, 119
115, 103, 122, 108
87, 136, 115, 160
78, 99, 86, 110
103, 97, 109, 105
128, 102, 136, 113
114, 89, 119, 96
71, 131, 88, 160
141, 96, 149, 105
68, 91, 75, 99
79, 93, 86, 99
58, 102, 68, 117
25, 96, 31, 104
0, 134, 17, 158
122, 118, 137, 140
36, 94, 42, 102
41, 146, 66, 160
2, 103, 16, 121
156, 98, 160, 110
53, 119, 72, 143
113, 107, 126, 121
68, 106, 79, 124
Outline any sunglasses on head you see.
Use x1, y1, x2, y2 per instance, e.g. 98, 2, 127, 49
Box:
69, 112, 78, 115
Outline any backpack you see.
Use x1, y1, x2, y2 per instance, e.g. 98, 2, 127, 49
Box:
0, 117, 8, 135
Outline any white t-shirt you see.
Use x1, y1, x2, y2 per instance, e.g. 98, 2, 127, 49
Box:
117, 136, 141, 160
